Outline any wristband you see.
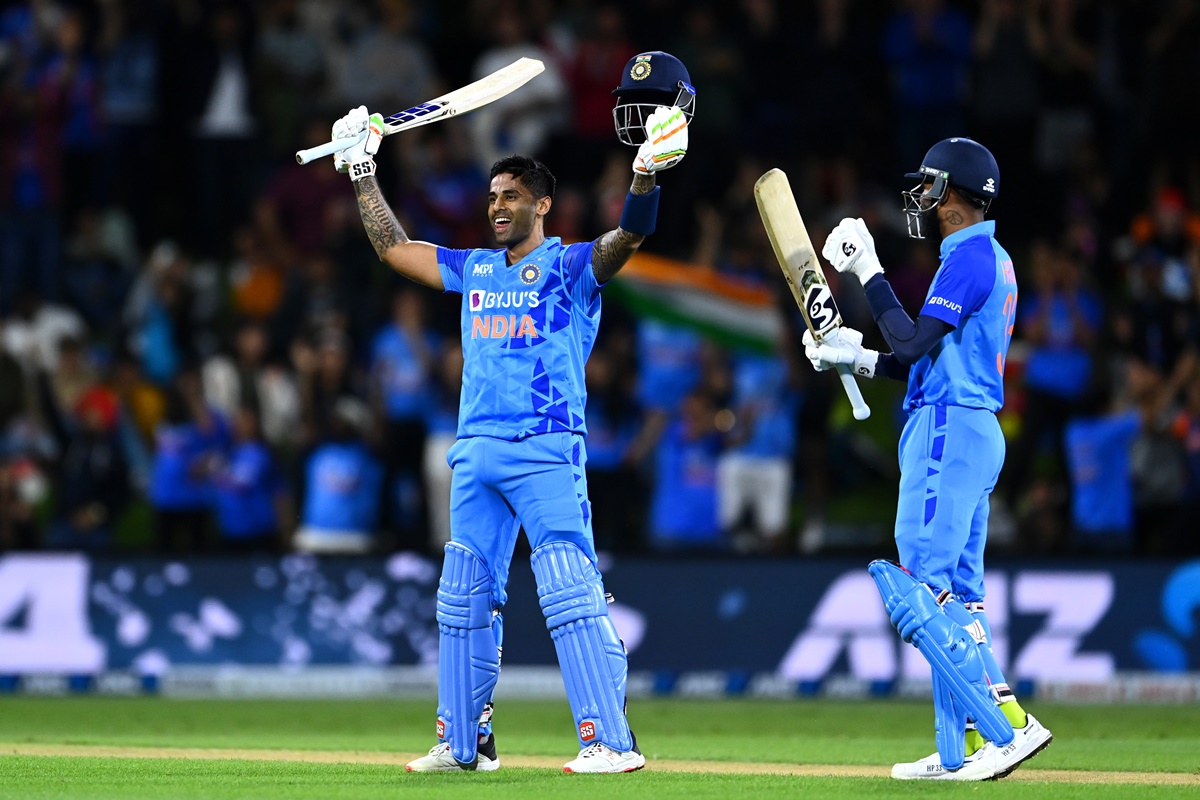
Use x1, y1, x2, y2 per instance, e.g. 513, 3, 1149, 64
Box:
618, 186, 660, 236
348, 158, 376, 182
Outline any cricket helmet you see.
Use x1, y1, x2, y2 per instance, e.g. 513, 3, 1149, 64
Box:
612, 50, 696, 146
901, 137, 999, 239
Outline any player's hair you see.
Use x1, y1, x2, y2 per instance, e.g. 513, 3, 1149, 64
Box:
490, 155, 556, 200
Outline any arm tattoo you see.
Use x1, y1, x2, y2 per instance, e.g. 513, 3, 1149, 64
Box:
354, 176, 409, 259
591, 173, 657, 283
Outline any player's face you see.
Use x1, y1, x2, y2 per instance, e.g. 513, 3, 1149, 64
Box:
488, 173, 542, 246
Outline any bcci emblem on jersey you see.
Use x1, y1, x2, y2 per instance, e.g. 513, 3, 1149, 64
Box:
519, 263, 540, 285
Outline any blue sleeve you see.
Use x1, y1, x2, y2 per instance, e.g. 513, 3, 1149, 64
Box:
566, 241, 602, 306
437, 247, 469, 294
921, 243, 996, 328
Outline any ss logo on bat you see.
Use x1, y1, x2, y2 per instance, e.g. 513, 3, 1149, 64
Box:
807, 285, 838, 334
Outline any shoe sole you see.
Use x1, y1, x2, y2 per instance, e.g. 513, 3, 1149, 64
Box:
563, 764, 645, 774
406, 758, 501, 772
988, 732, 1053, 781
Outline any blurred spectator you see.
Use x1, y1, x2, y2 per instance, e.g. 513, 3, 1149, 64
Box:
62, 207, 137, 334
210, 403, 288, 553
334, 0, 435, 114
43, 384, 130, 552
647, 388, 725, 552
0, 1, 68, 313
2, 291, 87, 373
96, 0, 160, 236
255, 0, 327, 158
148, 368, 230, 553
271, 250, 354, 358
293, 395, 384, 554
184, 2, 260, 257
718, 350, 797, 554
293, 326, 361, 448
49, 6, 105, 224
227, 226, 286, 322
882, 0, 973, 168
121, 240, 198, 386
423, 341, 461, 549
0, 451, 45, 551
202, 318, 300, 452
370, 286, 437, 549
466, 3, 568, 173
584, 345, 644, 553
392, 126, 488, 250
1005, 241, 1103, 528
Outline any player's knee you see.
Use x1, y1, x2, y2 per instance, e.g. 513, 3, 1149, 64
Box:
530, 541, 607, 629
436, 542, 494, 630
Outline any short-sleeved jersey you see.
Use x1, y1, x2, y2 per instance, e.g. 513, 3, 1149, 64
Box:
438, 237, 602, 440
905, 221, 1018, 413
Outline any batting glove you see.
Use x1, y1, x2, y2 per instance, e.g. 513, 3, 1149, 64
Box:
633, 106, 688, 175
802, 326, 878, 378
332, 105, 384, 182
822, 217, 883, 286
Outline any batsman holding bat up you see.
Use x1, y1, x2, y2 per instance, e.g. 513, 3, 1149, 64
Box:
803, 138, 1052, 781
328, 51, 694, 774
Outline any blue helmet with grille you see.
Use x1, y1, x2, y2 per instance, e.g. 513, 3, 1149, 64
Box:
901, 138, 999, 239
612, 51, 696, 146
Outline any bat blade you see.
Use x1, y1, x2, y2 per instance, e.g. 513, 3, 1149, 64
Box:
755, 168, 871, 421
296, 57, 545, 165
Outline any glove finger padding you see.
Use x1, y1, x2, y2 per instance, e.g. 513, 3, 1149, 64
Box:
633, 105, 688, 174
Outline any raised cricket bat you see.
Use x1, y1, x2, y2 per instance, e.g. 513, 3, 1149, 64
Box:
295, 57, 545, 165
754, 168, 871, 421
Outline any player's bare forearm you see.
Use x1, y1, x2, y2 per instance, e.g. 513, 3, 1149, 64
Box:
353, 176, 443, 288
355, 176, 408, 258
592, 174, 656, 283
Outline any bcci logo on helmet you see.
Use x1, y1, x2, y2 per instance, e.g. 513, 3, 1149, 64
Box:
579, 721, 596, 741
630, 55, 652, 81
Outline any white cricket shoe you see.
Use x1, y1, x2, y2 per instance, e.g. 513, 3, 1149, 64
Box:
405, 735, 500, 772
562, 742, 646, 774
891, 742, 1000, 781
990, 714, 1053, 780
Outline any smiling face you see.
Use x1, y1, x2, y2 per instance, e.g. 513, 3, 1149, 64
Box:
487, 173, 551, 253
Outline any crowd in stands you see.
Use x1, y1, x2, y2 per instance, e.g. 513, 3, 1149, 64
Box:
0, 0, 1198, 558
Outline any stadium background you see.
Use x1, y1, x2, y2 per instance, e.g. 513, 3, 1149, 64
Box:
0, 0, 1199, 701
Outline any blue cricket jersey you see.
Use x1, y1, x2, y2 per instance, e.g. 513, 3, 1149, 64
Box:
905, 221, 1017, 413
437, 237, 601, 440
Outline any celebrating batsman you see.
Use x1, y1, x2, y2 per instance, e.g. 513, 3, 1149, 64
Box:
803, 138, 1052, 780
330, 51, 694, 774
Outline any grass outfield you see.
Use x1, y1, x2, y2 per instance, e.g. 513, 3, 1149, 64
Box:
0, 697, 1197, 798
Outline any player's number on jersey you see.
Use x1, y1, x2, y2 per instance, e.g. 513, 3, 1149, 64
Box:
806, 286, 838, 335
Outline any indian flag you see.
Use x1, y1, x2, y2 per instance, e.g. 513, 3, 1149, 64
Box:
607, 251, 785, 353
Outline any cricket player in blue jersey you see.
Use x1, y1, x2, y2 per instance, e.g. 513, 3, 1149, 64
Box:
804, 138, 1053, 781
330, 52, 695, 774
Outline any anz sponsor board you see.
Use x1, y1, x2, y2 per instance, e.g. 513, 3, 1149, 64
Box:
1, 555, 1197, 685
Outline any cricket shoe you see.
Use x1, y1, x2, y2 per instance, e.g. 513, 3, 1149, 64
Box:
891, 742, 1001, 781
405, 734, 500, 772
989, 714, 1053, 780
562, 737, 645, 774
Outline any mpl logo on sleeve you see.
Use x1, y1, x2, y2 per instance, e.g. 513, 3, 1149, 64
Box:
579, 720, 597, 741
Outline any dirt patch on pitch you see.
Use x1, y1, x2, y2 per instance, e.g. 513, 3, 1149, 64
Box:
2, 743, 1196, 785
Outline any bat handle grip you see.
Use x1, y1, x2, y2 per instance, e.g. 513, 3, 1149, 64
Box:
836, 364, 872, 420
294, 131, 368, 165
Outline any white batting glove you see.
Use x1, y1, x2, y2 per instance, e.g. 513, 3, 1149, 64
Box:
331, 105, 384, 182
802, 326, 878, 378
633, 106, 688, 175
822, 217, 883, 286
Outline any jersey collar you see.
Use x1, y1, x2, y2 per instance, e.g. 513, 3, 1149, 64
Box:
940, 220, 994, 259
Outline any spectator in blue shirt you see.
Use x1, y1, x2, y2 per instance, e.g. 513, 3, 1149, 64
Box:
148, 368, 230, 552
293, 396, 384, 554
369, 286, 438, 549
648, 388, 725, 552
211, 404, 287, 553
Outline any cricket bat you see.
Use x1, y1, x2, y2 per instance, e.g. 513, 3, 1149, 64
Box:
754, 168, 871, 421
295, 57, 545, 165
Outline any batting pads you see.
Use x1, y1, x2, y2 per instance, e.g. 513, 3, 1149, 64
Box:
437, 543, 500, 767
868, 560, 1013, 769
531, 542, 634, 752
